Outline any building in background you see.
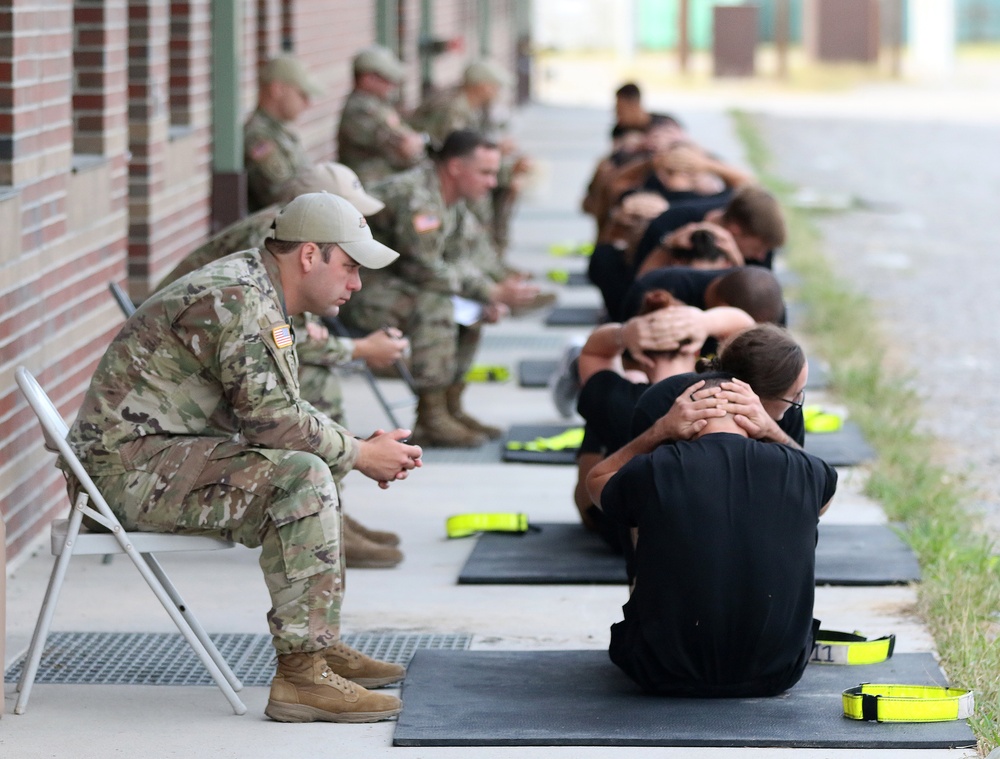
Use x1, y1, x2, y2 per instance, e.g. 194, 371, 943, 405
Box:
0, 0, 530, 566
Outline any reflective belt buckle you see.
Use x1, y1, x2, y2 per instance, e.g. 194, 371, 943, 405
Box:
811, 630, 896, 665
446, 513, 529, 539
842, 683, 975, 722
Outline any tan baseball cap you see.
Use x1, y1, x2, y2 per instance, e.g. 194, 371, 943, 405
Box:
295, 162, 385, 216
353, 45, 405, 83
463, 59, 511, 87
260, 56, 323, 97
272, 192, 398, 269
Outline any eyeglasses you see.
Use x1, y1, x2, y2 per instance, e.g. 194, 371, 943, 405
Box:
780, 390, 805, 411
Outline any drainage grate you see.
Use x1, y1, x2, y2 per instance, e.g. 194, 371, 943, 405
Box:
480, 332, 574, 351
4, 631, 471, 687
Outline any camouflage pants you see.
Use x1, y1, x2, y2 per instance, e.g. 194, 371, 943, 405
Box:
341, 287, 475, 390
91, 440, 343, 656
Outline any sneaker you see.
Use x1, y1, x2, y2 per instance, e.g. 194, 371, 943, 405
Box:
549, 338, 585, 418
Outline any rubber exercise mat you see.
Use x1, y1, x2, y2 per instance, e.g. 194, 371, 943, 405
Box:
394, 650, 974, 748
518, 359, 558, 388
457, 522, 919, 586
502, 424, 578, 465
805, 420, 876, 466
544, 305, 604, 327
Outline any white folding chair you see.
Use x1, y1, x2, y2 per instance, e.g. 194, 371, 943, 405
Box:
14, 366, 247, 715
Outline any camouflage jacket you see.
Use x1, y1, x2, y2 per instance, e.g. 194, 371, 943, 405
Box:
66, 249, 359, 479
359, 164, 503, 304
244, 108, 313, 212
156, 206, 279, 292
336, 90, 421, 185
408, 87, 490, 147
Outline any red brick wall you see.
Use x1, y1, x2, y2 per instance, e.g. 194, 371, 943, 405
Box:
0, 0, 129, 562
1, 0, 522, 566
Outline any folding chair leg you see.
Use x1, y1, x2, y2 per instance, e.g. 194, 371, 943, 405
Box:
141, 552, 243, 692
116, 543, 247, 715
14, 501, 86, 714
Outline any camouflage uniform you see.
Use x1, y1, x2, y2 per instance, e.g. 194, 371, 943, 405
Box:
408, 87, 518, 251
336, 90, 421, 186
155, 208, 354, 425
338, 163, 503, 390
65, 249, 357, 655
244, 108, 314, 212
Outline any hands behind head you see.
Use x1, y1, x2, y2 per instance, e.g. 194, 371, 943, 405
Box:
355, 428, 423, 489
621, 306, 706, 368
663, 221, 743, 266
652, 380, 727, 440
715, 379, 778, 440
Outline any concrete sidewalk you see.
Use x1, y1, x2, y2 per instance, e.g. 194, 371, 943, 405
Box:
0, 100, 974, 758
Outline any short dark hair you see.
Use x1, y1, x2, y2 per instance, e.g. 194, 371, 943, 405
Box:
265, 238, 338, 263
710, 324, 804, 400
712, 267, 784, 325
430, 129, 498, 162
721, 186, 786, 249
615, 82, 641, 100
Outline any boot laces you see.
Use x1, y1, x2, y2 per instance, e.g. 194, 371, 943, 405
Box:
328, 641, 362, 664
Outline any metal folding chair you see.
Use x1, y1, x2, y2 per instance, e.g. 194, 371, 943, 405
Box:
13, 367, 247, 715
108, 280, 136, 318
323, 316, 417, 429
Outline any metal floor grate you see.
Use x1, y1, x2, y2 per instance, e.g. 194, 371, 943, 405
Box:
4, 631, 471, 687
419, 438, 504, 464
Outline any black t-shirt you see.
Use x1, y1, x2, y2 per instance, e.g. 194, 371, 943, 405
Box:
632, 197, 732, 273
578, 370, 649, 455
631, 371, 806, 447
622, 266, 724, 320
602, 432, 837, 697
640, 177, 733, 210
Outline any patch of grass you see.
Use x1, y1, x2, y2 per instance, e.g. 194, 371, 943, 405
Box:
732, 109, 1000, 755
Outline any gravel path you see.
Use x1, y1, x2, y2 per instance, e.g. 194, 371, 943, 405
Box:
754, 112, 1000, 538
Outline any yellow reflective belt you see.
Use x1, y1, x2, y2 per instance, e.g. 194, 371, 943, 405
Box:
810, 630, 895, 665
842, 684, 974, 722
505, 427, 584, 452
446, 513, 529, 539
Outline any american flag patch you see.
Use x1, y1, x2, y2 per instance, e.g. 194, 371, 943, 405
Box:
413, 213, 441, 233
272, 324, 294, 349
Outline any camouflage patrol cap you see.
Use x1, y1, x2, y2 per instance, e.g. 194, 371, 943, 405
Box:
272, 192, 398, 269
353, 45, 405, 83
298, 162, 385, 216
462, 60, 512, 87
260, 55, 323, 97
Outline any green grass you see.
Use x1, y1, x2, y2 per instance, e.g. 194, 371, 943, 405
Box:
732, 109, 1000, 755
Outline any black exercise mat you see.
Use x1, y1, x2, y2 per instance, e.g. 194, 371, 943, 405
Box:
458, 522, 919, 586
394, 650, 974, 748
518, 359, 558, 388
501, 424, 579, 465
816, 523, 920, 585
545, 305, 604, 326
563, 271, 590, 286
805, 420, 875, 466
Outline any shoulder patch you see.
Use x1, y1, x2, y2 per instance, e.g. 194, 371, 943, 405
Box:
272, 324, 294, 349
413, 213, 442, 234
250, 141, 274, 161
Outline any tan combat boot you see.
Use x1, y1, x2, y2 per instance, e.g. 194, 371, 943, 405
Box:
343, 517, 403, 569
343, 512, 400, 547
445, 383, 503, 439
264, 651, 401, 723
322, 640, 406, 688
411, 390, 485, 448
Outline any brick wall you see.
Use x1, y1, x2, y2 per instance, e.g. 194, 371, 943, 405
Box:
0, 0, 129, 562
1, 0, 522, 567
